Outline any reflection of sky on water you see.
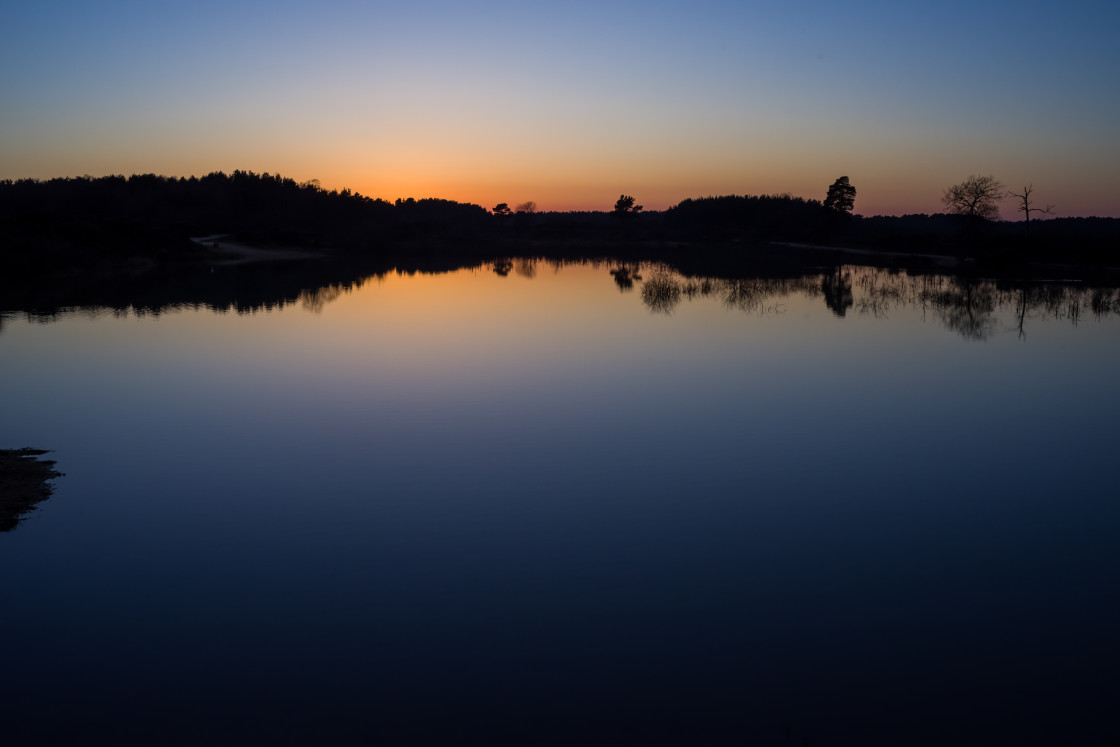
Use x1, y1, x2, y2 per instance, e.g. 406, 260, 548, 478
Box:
2, 262, 1119, 745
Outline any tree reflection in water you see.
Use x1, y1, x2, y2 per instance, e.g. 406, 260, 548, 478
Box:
928, 279, 999, 341
630, 262, 1120, 340
3, 256, 1118, 343
514, 259, 537, 279
298, 283, 345, 314
821, 265, 854, 317
609, 266, 642, 292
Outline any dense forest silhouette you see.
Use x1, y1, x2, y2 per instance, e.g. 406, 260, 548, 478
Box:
2, 171, 1118, 280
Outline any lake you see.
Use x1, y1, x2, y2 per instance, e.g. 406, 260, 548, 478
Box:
2, 257, 1118, 745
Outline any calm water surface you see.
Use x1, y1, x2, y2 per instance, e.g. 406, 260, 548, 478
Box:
2, 260, 1118, 745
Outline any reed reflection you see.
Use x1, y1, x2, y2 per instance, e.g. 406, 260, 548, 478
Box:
640, 274, 683, 314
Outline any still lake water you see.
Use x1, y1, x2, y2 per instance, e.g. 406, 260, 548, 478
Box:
2, 259, 1118, 745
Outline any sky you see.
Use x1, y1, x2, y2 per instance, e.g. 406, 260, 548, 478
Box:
2, 0, 1118, 216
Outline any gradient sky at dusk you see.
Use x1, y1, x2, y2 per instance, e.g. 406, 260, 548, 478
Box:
3, 1, 1118, 216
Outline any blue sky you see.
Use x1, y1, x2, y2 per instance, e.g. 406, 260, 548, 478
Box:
2, 0, 1117, 215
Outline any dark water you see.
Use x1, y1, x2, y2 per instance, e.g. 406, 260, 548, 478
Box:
2, 260, 1118, 745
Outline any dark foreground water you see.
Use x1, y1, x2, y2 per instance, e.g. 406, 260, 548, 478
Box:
2, 260, 1118, 746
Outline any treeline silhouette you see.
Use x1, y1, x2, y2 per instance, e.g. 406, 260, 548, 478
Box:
665, 194, 844, 242
831, 213, 1120, 266
3, 171, 1118, 277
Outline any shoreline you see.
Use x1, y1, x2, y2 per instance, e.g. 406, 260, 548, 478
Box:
0, 448, 63, 531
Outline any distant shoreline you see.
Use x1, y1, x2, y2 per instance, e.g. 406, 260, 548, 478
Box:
4, 172, 1119, 281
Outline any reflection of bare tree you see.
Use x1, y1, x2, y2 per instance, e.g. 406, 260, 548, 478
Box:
641, 275, 682, 314
493, 259, 513, 277
1010, 285, 1066, 339
899, 273, 1120, 340
929, 279, 998, 341
821, 266, 853, 317
1015, 286, 1030, 338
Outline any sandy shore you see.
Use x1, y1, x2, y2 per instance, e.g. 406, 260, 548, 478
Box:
190, 235, 324, 266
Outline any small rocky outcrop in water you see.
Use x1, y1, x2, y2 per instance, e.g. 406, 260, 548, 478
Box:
0, 448, 63, 531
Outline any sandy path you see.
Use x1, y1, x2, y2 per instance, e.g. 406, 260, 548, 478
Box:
190, 235, 324, 265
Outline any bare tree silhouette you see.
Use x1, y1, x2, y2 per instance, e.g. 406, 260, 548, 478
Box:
1006, 184, 1053, 233
943, 175, 1004, 220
